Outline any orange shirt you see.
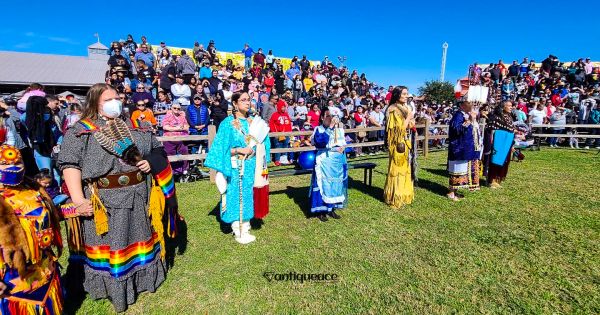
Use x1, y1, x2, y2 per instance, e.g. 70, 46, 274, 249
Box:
131, 108, 157, 126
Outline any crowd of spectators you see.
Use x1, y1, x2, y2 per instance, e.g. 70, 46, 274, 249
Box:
102, 34, 415, 167
2, 35, 598, 183
468, 55, 600, 149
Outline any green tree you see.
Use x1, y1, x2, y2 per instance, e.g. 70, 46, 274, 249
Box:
418, 80, 454, 104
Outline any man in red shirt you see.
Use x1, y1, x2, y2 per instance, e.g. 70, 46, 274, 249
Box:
385, 85, 393, 103
269, 100, 292, 165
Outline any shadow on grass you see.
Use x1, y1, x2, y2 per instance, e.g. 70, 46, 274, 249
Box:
271, 185, 312, 218
348, 177, 384, 201
422, 167, 449, 178
208, 203, 232, 235
268, 175, 385, 219
206, 195, 271, 232
416, 178, 448, 197
62, 263, 86, 315
165, 215, 188, 270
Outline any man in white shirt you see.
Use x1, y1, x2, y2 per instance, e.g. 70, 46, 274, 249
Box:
313, 71, 327, 85
528, 103, 547, 149
408, 94, 416, 113
366, 104, 385, 155
528, 103, 546, 125
328, 104, 343, 120
170, 75, 191, 110
584, 58, 593, 75
295, 98, 309, 126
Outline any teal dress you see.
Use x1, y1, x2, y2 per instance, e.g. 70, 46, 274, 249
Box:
205, 116, 270, 223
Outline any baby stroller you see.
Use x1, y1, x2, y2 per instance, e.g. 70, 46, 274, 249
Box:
512, 122, 534, 162
178, 159, 210, 183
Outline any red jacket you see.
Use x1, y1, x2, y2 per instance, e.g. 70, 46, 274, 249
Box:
253, 53, 265, 65
269, 101, 292, 132
353, 112, 364, 124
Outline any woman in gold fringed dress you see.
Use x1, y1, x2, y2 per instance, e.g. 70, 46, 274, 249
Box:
383, 86, 415, 208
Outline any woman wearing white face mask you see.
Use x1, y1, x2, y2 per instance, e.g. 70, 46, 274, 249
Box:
57, 83, 177, 312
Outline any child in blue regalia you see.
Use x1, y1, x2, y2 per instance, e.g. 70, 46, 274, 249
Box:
309, 108, 348, 222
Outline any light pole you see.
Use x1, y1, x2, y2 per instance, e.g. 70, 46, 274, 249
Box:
337, 56, 347, 68
440, 42, 448, 81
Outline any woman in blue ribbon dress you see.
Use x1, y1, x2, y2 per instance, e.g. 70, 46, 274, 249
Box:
205, 92, 271, 244
309, 108, 348, 222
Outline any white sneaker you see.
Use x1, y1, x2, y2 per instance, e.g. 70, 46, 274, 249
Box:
279, 156, 290, 165
596, 147, 600, 150
584, 146, 590, 150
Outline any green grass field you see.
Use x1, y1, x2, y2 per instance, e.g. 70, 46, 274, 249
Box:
67, 149, 600, 314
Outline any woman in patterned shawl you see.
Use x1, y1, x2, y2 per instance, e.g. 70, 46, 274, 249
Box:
483, 101, 516, 188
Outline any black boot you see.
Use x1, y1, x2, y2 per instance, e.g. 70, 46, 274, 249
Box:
329, 211, 341, 219
318, 213, 328, 222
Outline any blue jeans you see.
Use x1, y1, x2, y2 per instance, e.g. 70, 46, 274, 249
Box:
548, 129, 563, 146
34, 150, 60, 185
245, 57, 252, 70
273, 137, 290, 162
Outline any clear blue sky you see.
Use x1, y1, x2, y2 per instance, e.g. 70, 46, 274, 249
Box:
2, 0, 599, 92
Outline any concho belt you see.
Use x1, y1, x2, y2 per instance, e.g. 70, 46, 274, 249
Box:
96, 171, 145, 189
